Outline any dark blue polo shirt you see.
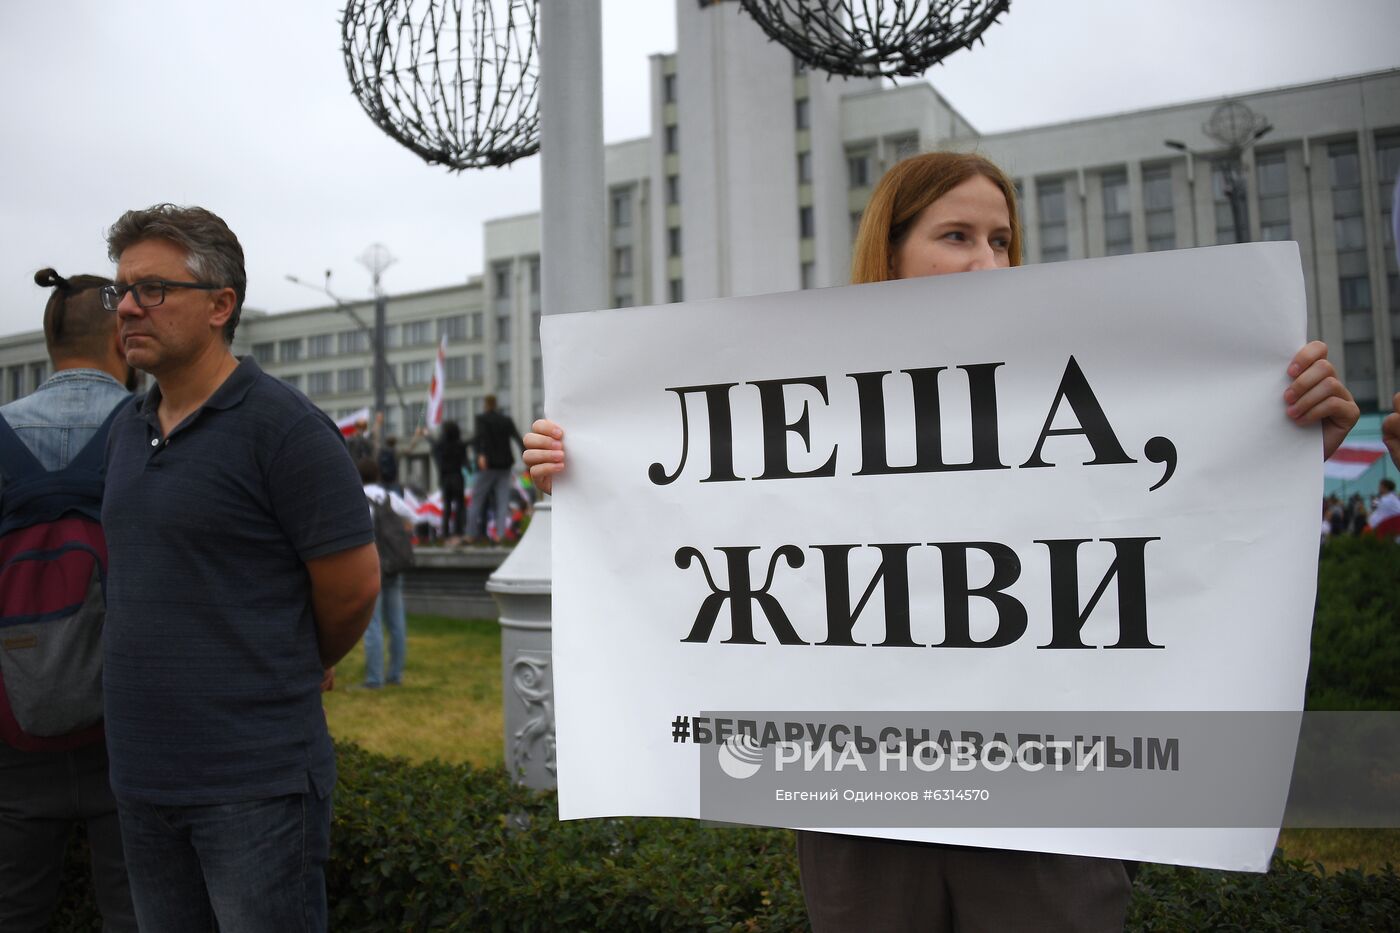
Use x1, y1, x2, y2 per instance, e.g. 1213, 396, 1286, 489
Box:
102, 357, 372, 805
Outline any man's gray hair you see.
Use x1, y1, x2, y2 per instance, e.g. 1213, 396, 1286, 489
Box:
106, 204, 247, 344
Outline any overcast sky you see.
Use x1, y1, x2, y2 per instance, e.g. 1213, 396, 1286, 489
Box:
2, 0, 1397, 338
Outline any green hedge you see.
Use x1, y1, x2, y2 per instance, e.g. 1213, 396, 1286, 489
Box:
54, 744, 1400, 932
50, 539, 1400, 930
1307, 536, 1400, 710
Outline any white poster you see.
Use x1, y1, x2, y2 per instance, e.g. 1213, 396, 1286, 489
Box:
542, 243, 1320, 872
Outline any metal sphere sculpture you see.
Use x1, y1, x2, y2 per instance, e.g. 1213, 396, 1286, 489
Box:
729, 0, 1011, 79
1202, 100, 1271, 151
341, 0, 539, 170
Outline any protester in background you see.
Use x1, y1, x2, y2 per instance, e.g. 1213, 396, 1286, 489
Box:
346, 414, 374, 463
523, 151, 1359, 932
358, 457, 416, 688
100, 204, 379, 932
465, 393, 525, 544
0, 269, 137, 932
432, 419, 469, 542
1368, 478, 1400, 531
378, 434, 402, 493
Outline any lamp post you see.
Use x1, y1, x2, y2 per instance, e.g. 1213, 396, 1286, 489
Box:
285, 266, 409, 419
1166, 100, 1273, 246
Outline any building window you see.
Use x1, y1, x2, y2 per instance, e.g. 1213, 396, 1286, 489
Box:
668, 226, 682, 258
403, 402, 425, 431
1142, 165, 1175, 252
1378, 135, 1400, 388
496, 361, 511, 392
528, 258, 541, 303
1101, 169, 1132, 256
614, 245, 633, 277
438, 314, 468, 341
336, 367, 365, 393
795, 98, 809, 131
337, 330, 369, 355
1331, 139, 1374, 409
614, 293, 634, 309
847, 152, 870, 188
307, 334, 332, 359
799, 205, 814, 239
801, 262, 815, 290
667, 174, 681, 205
611, 187, 633, 227
403, 320, 434, 346
307, 371, 332, 396
663, 73, 677, 104
445, 355, 469, 383
492, 261, 512, 299
669, 279, 684, 303
384, 324, 401, 348
890, 135, 919, 162
402, 360, 433, 388
797, 151, 812, 184
281, 374, 301, 391
1037, 178, 1068, 262
10, 367, 23, 401
1256, 150, 1292, 242
29, 361, 47, 390
278, 338, 302, 362
533, 357, 543, 389
252, 342, 275, 364
850, 210, 864, 243
664, 125, 679, 155
444, 397, 468, 423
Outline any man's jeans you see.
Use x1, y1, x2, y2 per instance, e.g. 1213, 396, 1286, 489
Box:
117, 790, 331, 933
364, 572, 407, 687
467, 468, 514, 540
0, 741, 137, 932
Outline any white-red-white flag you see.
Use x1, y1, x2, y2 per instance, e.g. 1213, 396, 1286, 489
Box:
335, 407, 371, 438
426, 334, 447, 428
1324, 441, 1389, 481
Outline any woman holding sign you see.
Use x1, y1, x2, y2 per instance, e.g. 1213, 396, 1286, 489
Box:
524, 152, 1359, 932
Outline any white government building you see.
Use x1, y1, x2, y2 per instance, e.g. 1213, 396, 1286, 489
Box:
3, 0, 1397, 491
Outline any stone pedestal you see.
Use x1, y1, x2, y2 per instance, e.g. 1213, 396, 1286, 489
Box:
486, 502, 555, 789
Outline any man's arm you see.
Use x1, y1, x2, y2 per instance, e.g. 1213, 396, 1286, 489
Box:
306, 542, 381, 668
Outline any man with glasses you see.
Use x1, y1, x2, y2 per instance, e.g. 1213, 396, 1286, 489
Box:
99, 203, 380, 932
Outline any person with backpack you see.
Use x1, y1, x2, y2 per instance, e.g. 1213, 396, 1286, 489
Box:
358, 457, 416, 688
0, 268, 138, 932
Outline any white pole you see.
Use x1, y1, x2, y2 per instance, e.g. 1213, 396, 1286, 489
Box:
488, 0, 606, 789
540, 0, 608, 317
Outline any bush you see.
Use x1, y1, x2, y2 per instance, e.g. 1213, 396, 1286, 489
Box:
1308, 536, 1400, 710
53, 743, 1399, 932
327, 743, 808, 932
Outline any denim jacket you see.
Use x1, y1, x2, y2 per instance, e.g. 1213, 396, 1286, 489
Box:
0, 368, 131, 476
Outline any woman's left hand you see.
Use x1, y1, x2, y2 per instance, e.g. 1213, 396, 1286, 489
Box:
1285, 341, 1359, 460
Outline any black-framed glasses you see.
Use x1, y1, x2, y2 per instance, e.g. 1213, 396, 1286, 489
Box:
100, 280, 223, 312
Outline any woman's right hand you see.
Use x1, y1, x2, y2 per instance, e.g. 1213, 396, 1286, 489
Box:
523, 419, 566, 495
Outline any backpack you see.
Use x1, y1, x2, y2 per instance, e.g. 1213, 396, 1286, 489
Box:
372, 493, 416, 577
0, 398, 129, 751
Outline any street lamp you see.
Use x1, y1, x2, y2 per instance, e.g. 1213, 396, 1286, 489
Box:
284, 267, 408, 421
1165, 100, 1273, 246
